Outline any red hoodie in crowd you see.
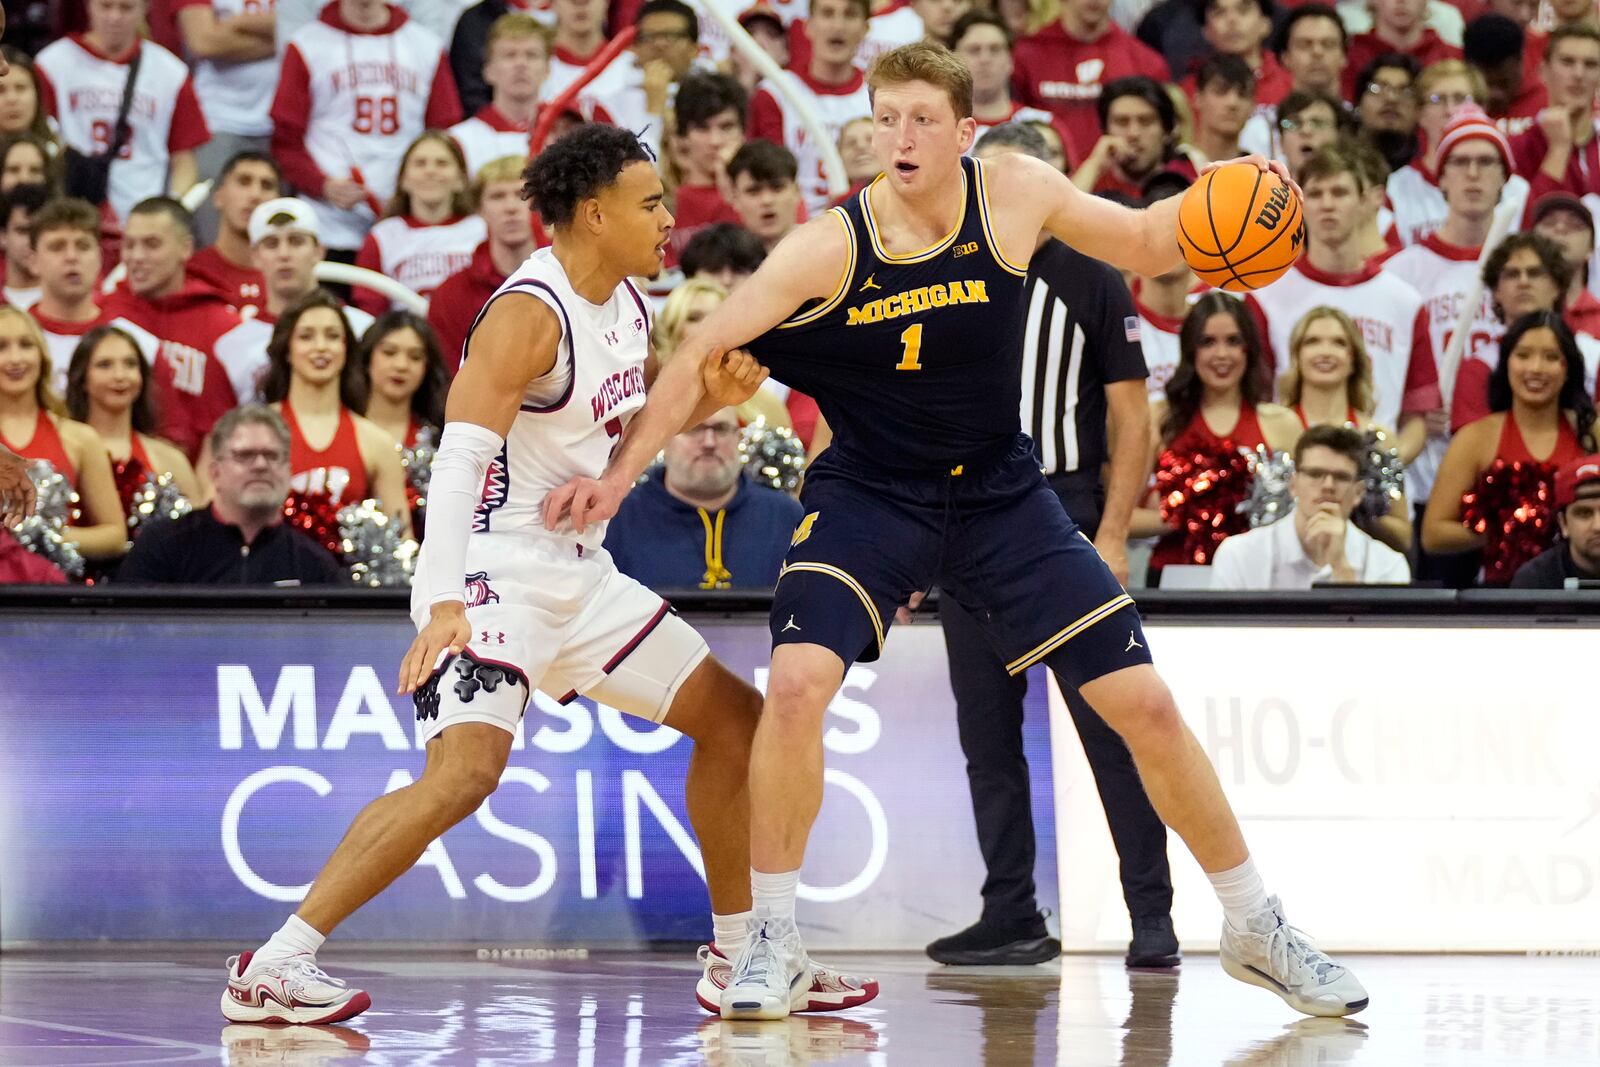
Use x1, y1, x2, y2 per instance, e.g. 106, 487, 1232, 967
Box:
427, 242, 507, 375
102, 281, 245, 458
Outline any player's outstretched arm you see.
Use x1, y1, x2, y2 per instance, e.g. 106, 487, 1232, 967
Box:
545, 215, 847, 534
398, 295, 559, 695
986, 152, 1293, 279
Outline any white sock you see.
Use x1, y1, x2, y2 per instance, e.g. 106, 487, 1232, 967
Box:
1208, 858, 1270, 931
751, 868, 799, 924
713, 910, 754, 956
256, 914, 326, 964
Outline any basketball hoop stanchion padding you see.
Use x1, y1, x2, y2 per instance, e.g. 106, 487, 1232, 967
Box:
529, 26, 638, 159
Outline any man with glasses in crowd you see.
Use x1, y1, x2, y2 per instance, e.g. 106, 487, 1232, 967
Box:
117, 406, 342, 585
1210, 425, 1412, 589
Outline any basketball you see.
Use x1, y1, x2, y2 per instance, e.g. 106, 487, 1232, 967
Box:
1176, 163, 1305, 292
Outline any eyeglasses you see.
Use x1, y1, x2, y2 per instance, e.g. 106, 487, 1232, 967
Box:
1364, 81, 1415, 99
1298, 466, 1357, 487
224, 448, 288, 467
686, 423, 740, 441
1425, 91, 1473, 108
1279, 116, 1336, 133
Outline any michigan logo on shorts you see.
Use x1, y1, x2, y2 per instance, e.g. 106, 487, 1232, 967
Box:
791, 512, 819, 547
464, 571, 500, 608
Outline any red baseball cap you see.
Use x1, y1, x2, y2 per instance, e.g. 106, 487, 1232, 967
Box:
1555, 454, 1600, 509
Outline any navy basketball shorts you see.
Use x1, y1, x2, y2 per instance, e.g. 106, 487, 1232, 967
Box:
770, 435, 1154, 691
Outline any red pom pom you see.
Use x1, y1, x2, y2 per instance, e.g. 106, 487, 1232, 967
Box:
1460, 458, 1562, 586
1155, 441, 1254, 565
283, 490, 344, 560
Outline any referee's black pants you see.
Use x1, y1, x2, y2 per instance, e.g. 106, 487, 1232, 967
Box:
938, 471, 1173, 927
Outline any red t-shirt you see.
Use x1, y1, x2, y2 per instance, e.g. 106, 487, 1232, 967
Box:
187, 246, 266, 315
670, 183, 740, 260
1011, 20, 1169, 168
1181, 51, 1294, 108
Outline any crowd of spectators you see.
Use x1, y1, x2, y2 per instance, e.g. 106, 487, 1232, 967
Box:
1, 0, 1599, 593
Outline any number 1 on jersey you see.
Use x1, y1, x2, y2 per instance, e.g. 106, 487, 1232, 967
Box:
896, 323, 924, 371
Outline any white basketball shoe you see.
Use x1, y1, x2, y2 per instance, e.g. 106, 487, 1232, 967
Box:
697, 943, 879, 1013
1220, 897, 1369, 1018
719, 917, 814, 1020
220, 951, 372, 1025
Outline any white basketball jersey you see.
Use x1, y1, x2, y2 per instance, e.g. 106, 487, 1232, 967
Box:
754, 70, 872, 215
365, 215, 487, 300
35, 37, 203, 221
465, 248, 652, 548
191, 0, 280, 136
858, 6, 924, 69
283, 16, 449, 248
1245, 259, 1430, 432
1385, 235, 1500, 502
448, 110, 529, 178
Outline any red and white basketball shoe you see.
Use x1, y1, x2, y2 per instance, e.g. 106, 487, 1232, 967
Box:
696, 944, 879, 1013
220, 951, 372, 1024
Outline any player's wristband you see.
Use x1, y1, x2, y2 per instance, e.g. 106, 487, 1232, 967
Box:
419, 421, 505, 608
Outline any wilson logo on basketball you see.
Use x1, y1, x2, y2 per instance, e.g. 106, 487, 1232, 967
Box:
1254, 184, 1292, 231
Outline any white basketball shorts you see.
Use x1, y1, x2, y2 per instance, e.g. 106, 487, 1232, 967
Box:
410, 529, 710, 744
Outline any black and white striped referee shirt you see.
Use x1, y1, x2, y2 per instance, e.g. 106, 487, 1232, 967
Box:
1018, 240, 1150, 476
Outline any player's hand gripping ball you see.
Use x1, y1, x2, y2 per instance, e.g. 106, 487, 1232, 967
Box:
1177, 162, 1305, 292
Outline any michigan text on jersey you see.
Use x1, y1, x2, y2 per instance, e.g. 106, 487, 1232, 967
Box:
844, 280, 991, 326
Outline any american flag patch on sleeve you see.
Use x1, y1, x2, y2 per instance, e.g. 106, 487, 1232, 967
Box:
1124, 316, 1142, 342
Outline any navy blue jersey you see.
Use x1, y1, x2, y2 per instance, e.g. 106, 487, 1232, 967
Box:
746, 155, 1029, 473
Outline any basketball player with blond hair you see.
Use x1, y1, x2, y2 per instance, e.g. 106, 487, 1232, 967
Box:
547, 43, 1370, 1020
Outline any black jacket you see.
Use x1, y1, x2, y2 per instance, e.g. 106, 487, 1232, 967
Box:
1509, 539, 1600, 589
450, 0, 518, 117
117, 507, 343, 586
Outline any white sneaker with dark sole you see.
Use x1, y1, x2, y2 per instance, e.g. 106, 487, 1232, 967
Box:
719, 918, 813, 1021
1220, 897, 1369, 1018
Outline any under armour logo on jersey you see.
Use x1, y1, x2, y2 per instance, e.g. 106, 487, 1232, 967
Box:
480, 631, 506, 645
1126, 632, 1144, 652
860, 274, 881, 292
604, 329, 621, 346
782, 615, 802, 633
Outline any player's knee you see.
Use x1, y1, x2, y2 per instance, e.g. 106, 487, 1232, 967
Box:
1115, 687, 1185, 752
421, 760, 502, 819
762, 669, 834, 729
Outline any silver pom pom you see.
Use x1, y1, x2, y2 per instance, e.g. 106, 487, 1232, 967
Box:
399, 424, 436, 517
1239, 445, 1295, 528
126, 471, 192, 534
1357, 427, 1406, 525
337, 500, 418, 588
11, 461, 84, 579
739, 421, 807, 493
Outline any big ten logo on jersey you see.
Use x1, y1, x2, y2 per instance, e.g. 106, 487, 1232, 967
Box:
163, 341, 208, 396
602, 317, 645, 348
290, 465, 353, 504
951, 241, 979, 258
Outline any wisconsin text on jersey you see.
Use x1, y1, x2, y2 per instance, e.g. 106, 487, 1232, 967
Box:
845, 280, 991, 326
329, 63, 422, 94
589, 366, 646, 422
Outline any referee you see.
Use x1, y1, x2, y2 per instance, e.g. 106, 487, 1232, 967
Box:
926, 124, 1179, 969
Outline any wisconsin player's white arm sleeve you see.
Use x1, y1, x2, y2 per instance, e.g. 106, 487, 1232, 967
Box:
419, 421, 505, 607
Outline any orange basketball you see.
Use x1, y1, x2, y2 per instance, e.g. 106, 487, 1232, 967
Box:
1176, 163, 1305, 292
